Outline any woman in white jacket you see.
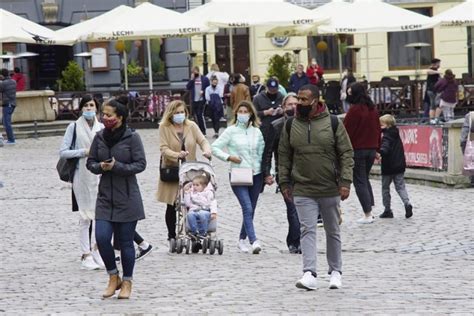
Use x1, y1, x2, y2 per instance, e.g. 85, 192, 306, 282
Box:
59, 95, 104, 270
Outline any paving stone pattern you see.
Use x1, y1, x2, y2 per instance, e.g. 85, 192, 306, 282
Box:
0, 130, 473, 314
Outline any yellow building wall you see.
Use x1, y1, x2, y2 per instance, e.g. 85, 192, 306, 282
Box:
191, 2, 469, 82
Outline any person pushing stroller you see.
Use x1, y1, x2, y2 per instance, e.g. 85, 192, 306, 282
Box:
183, 174, 217, 238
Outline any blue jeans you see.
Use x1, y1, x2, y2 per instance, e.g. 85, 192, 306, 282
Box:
353, 149, 376, 214
95, 220, 137, 281
283, 194, 300, 248
187, 210, 211, 235
231, 173, 264, 244
192, 101, 206, 135
2, 105, 15, 142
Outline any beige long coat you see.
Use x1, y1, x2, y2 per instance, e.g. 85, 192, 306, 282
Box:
157, 120, 211, 205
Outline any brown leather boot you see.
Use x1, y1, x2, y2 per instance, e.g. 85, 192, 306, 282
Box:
103, 274, 122, 298
117, 280, 132, 299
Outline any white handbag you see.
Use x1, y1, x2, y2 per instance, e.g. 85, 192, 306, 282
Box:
230, 168, 254, 186
229, 128, 256, 186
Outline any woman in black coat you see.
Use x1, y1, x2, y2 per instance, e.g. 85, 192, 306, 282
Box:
87, 98, 146, 299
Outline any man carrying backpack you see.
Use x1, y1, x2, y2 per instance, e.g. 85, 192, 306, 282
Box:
278, 84, 354, 291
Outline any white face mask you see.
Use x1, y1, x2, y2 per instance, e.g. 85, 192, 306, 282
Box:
173, 113, 186, 124
237, 113, 250, 124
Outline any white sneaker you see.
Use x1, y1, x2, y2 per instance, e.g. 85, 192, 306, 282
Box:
356, 216, 374, 224
81, 254, 100, 270
238, 239, 249, 253
295, 271, 317, 290
329, 271, 342, 289
251, 240, 262, 254
91, 249, 105, 269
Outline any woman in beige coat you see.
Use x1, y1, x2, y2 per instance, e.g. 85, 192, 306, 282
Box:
157, 100, 211, 246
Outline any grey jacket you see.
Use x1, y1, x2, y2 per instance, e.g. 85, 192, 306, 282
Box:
86, 128, 147, 222
0, 77, 17, 105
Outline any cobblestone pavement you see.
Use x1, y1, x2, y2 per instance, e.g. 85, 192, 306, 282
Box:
1, 129, 473, 315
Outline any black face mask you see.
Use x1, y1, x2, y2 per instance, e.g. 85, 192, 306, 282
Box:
212, 84, 217, 88
296, 104, 311, 118
285, 109, 295, 117
253, 81, 259, 84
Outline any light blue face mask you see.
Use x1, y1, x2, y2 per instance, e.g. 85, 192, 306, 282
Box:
82, 111, 96, 120
237, 113, 250, 124
173, 113, 186, 124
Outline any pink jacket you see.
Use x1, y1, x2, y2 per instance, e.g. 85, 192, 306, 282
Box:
184, 183, 217, 214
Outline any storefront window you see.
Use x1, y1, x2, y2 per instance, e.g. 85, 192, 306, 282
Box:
307, 35, 354, 73
388, 7, 434, 70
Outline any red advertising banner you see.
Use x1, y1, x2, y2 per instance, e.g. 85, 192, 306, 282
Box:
399, 126, 444, 169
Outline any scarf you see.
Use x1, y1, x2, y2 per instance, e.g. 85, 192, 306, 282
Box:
103, 123, 127, 148
73, 116, 103, 220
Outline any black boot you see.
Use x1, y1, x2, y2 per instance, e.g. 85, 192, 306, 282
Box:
405, 204, 413, 218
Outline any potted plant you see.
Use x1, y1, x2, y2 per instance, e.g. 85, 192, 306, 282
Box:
266, 53, 292, 90
56, 61, 85, 91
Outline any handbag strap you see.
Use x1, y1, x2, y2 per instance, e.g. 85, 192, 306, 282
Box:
70, 123, 77, 150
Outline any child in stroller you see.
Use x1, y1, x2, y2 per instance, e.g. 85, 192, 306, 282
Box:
183, 174, 217, 238
172, 161, 224, 255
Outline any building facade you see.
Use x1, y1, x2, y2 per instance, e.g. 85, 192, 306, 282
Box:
190, 0, 472, 83
0, 0, 192, 91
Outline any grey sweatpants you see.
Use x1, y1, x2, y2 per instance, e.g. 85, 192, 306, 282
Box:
382, 173, 410, 210
294, 196, 342, 276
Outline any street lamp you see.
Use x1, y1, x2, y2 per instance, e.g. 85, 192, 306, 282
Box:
346, 45, 362, 78
405, 42, 431, 81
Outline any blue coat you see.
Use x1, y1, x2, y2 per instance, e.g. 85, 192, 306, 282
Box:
186, 75, 210, 102
289, 73, 309, 93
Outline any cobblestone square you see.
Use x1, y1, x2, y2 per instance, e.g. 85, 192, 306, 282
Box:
0, 130, 473, 314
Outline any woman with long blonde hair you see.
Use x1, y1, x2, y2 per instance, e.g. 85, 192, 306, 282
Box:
157, 100, 211, 250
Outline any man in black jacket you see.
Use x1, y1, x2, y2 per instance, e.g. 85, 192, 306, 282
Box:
262, 93, 300, 253
378, 114, 413, 219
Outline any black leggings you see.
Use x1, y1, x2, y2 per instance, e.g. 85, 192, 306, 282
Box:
165, 204, 176, 239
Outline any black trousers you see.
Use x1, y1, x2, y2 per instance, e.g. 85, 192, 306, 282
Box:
353, 149, 376, 214
165, 203, 176, 239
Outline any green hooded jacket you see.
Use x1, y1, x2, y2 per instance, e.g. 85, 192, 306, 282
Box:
278, 107, 354, 198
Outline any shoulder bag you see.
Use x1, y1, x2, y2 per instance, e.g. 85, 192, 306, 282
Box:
160, 137, 185, 182
56, 123, 78, 183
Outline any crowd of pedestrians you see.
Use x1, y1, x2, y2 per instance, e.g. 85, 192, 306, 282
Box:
31, 58, 470, 298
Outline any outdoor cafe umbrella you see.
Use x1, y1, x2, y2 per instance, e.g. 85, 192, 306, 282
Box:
53, 5, 134, 89
183, 0, 319, 73
81, 2, 217, 89
0, 8, 57, 45
266, 0, 441, 80
432, 0, 474, 75
432, 0, 474, 27
316, 0, 441, 81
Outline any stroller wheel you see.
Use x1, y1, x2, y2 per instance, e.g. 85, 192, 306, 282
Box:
218, 239, 224, 255
169, 238, 176, 253
176, 239, 184, 254
191, 240, 200, 253
209, 240, 216, 255
202, 239, 208, 254
185, 239, 191, 254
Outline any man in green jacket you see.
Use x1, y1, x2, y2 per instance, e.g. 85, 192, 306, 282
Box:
278, 84, 354, 290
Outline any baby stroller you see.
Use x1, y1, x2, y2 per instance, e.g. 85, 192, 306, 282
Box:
169, 160, 224, 255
